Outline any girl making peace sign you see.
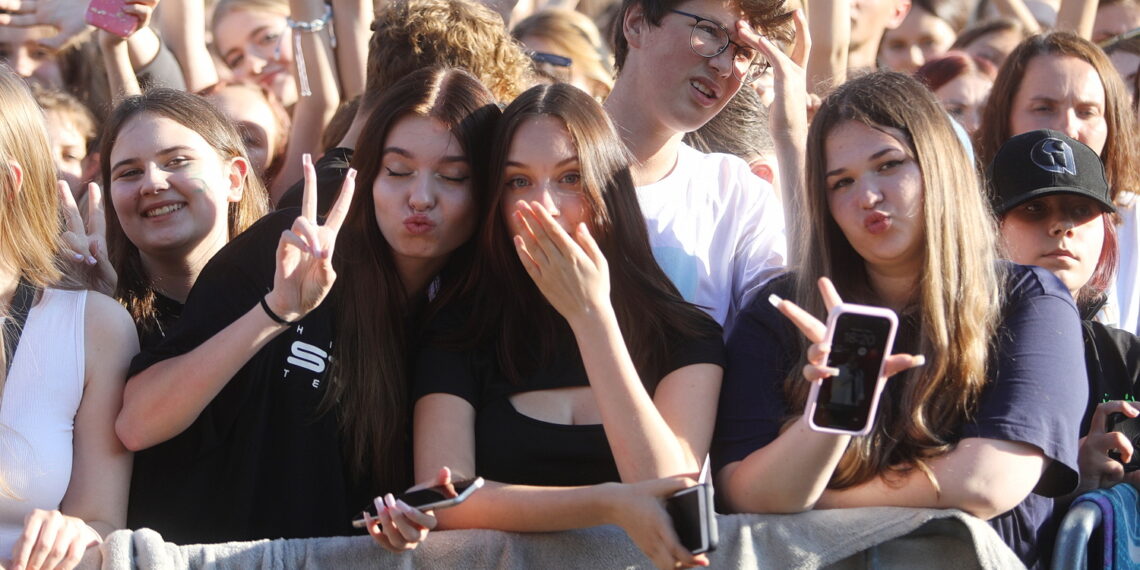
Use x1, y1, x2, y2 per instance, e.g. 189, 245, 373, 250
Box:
114, 67, 500, 548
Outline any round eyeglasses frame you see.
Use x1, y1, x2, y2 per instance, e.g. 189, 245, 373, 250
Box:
669, 9, 770, 84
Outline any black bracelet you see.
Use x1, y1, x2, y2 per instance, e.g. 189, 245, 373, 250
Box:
260, 296, 297, 326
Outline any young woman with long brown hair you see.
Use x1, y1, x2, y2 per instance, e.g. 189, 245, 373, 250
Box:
713, 71, 1086, 568
114, 67, 499, 547
413, 83, 724, 570
0, 65, 137, 570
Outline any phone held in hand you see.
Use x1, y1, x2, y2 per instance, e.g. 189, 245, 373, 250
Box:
351, 477, 484, 528
665, 483, 718, 555
1107, 413, 1140, 472
805, 303, 899, 437
85, 0, 140, 38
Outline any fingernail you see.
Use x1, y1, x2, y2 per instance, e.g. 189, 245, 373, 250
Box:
73, 253, 85, 261
87, 256, 97, 265
374, 496, 385, 512
914, 355, 927, 367
385, 493, 397, 508
396, 500, 416, 514
821, 366, 841, 376
768, 294, 783, 308
303, 153, 312, 166
346, 168, 357, 180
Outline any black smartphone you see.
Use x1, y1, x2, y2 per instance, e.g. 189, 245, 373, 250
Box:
806, 303, 898, 436
1107, 413, 1140, 472
351, 477, 484, 528
665, 483, 717, 554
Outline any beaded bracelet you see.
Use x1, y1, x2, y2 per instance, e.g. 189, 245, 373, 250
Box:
285, 4, 334, 97
286, 4, 331, 32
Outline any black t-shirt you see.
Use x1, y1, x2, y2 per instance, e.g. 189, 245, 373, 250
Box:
1081, 320, 1140, 434
275, 147, 354, 214
413, 304, 725, 487
712, 265, 1086, 568
126, 209, 361, 544
136, 292, 183, 353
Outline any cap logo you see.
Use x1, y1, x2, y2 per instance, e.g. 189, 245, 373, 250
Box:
1030, 138, 1077, 175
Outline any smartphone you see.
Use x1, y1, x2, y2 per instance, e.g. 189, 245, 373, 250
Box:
1107, 413, 1140, 472
85, 0, 140, 38
805, 303, 899, 436
665, 483, 718, 554
351, 477, 484, 528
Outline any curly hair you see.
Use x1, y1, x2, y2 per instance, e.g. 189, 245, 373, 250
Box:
363, 0, 534, 109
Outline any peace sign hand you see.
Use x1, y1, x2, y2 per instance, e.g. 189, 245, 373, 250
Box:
263, 154, 355, 323
59, 181, 116, 296
770, 277, 925, 384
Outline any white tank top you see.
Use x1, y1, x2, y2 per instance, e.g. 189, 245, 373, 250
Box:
0, 289, 86, 554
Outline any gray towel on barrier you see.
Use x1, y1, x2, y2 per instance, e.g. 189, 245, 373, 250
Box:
81, 507, 1025, 569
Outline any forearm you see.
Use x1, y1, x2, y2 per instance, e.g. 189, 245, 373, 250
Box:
1056, 0, 1097, 39
157, 0, 219, 91
569, 307, 696, 480
116, 303, 290, 450
331, 0, 370, 100
100, 38, 140, 103
434, 481, 617, 532
805, 0, 847, 91
275, 0, 341, 203
125, 26, 161, 71
719, 416, 849, 513
816, 438, 1047, 520
991, 0, 1042, 34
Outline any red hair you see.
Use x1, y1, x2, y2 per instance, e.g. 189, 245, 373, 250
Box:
914, 50, 997, 92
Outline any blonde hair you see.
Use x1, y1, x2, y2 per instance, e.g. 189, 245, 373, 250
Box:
797, 72, 1002, 489
0, 65, 68, 495
512, 9, 615, 100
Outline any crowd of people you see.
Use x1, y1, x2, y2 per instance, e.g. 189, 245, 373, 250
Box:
0, 0, 1137, 567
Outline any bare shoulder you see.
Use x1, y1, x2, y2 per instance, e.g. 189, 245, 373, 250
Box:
82, 291, 139, 373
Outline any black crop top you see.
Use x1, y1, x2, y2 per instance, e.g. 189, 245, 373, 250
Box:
414, 308, 724, 486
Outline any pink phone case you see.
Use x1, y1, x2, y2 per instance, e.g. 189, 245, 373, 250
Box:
85, 0, 139, 38
804, 302, 899, 437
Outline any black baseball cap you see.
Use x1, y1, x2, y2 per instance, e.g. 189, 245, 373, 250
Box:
987, 129, 1115, 216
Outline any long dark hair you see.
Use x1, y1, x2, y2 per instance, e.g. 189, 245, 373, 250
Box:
329, 67, 499, 491
100, 88, 270, 334
464, 83, 718, 390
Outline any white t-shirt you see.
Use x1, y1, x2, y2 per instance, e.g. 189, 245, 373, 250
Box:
636, 143, 787, 334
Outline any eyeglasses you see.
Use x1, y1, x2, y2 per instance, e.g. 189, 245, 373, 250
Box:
528, 51, 573, 67
670, 9, 769, 84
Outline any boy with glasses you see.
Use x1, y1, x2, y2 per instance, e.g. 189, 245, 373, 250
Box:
604, 0, 789, 333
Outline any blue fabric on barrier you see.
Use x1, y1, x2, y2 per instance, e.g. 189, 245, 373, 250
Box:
1071, 483, 1140, 569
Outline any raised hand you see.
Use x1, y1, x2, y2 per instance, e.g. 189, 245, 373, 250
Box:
59, 181, 116, 296
0, 0, 91, 51
263, 154, 355, 323
363, 467, 449, 553
8, 509, 101, 570
510, 200, 610, 327
769, 277, 925, 383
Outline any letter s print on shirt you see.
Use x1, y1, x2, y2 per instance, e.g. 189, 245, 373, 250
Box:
287, 341, 328, 373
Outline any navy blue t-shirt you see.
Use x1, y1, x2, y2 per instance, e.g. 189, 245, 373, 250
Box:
712, 264, 1085, 568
